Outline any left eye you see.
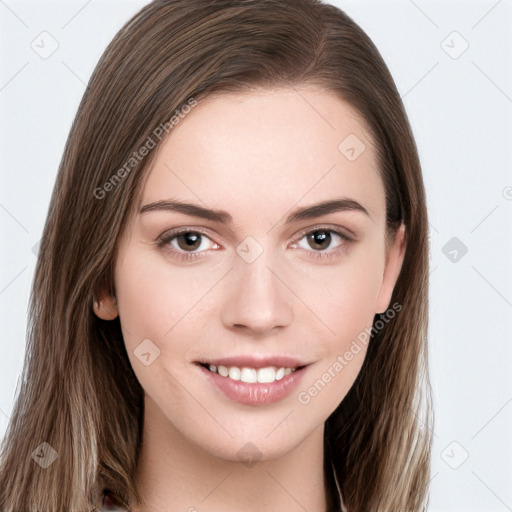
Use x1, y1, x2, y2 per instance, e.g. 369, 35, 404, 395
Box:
293, 229, 349, 252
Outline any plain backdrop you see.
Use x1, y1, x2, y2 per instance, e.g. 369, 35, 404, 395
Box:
1, 1, 511, 510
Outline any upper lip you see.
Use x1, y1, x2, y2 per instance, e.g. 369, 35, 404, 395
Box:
196, 355, 310, 369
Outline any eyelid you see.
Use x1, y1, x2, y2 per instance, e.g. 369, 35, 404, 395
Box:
290, 223, 354, 244
158, 226, 215, 240
156, 227, 220, 250
158, 223, 354, 244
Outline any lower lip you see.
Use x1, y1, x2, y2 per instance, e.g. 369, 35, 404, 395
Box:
197, 364, 308, 406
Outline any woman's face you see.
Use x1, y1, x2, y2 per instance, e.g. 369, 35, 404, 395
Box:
108, 85, 405, 461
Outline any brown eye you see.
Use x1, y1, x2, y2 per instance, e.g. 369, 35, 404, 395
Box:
292, 227, 352, 261
306, 230, 332, 251
176, 232, 202, 251
157, 228, 220, 261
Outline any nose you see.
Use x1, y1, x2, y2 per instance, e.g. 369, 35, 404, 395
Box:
220, 250, 294, 336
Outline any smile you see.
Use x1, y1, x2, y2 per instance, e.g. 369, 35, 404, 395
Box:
195, 358, 310, 406
200, 363, 300, 383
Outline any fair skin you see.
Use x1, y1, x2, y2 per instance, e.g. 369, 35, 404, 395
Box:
95, 85, 405, 512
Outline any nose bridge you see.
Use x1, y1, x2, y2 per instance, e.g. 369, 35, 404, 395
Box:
221, 238, 293, 333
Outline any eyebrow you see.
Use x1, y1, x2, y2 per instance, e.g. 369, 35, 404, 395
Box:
139, 198, 371, 224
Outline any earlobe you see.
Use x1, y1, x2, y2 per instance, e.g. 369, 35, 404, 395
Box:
375, 222, 406, 314
92, 290, 119, 320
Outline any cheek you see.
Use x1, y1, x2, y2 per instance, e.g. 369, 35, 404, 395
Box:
114, 247, 226, 381
115, 247, 203, 337
297, 238, 386, 344
114, 253, 200, 405
295, 258, 383, 413
113, 250, 184, 372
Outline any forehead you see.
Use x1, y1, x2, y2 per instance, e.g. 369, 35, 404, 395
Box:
140, 85, 385, 224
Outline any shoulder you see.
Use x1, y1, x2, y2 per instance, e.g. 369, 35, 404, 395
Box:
92, 489, 131, 512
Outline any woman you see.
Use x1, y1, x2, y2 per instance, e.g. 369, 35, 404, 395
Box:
0, 1, 433, 511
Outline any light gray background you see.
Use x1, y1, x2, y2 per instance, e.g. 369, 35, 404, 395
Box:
1, 1, 511, 510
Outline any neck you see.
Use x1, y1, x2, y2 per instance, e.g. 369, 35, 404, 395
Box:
131, 395, 328, 512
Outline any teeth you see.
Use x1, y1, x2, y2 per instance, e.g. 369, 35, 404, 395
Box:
241, 367, 257, 383
206, 364, 297, 383
228, 367, 241, 381
257, 367, 276, 383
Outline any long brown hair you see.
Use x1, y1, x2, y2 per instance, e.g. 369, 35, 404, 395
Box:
0, 1, 432, 510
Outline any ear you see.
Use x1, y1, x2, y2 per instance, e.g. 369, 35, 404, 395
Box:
92, 285, 118, 321
375, 222, 406, 314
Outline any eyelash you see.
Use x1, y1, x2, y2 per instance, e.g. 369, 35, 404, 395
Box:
156, 225, 353, 262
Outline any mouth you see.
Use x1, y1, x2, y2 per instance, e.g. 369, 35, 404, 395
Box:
196, 362, 307, 384
194, 357, 311, 406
